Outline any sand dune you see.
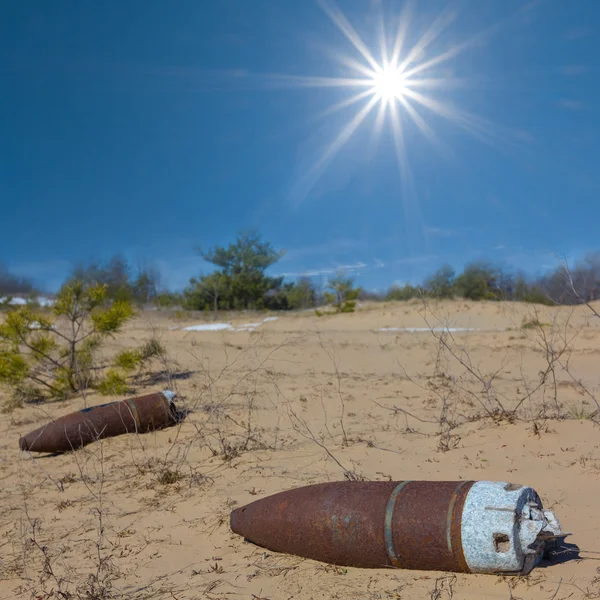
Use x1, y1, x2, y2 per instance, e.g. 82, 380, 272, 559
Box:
1, 300, 599, 599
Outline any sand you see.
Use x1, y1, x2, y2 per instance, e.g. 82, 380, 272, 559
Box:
1, 300, 599, 599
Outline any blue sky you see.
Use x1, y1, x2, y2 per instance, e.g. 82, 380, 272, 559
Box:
1, 0, 598, 292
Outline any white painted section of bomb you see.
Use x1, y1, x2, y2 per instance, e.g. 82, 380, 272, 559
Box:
161, 390, 176, 403
461, 481, 566, 574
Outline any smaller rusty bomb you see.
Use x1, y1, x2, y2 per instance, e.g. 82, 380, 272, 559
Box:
19, 390, 179, 453
230, 480, 568, 575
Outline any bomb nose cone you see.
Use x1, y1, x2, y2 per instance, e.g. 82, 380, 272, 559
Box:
19, 436, 29, 452
230, 507, 244, 536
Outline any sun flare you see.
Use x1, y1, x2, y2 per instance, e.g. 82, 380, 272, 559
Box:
265, 0, 512, 203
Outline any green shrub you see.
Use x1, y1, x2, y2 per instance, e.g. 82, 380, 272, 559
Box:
385, 283, 424, 301
0, 280, 164, 407
287, 278, 316, 310
320, 274, 361, 314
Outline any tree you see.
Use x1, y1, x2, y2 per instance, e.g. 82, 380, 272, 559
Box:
101, 254, 132, 301
186, 232, 286, 310
0, 262, 35, 297
424, 265, 455, 298
538, 253, 600, 305
67, 255, 162, 305
322, 274, 361, 313
385, 283, 424, 301
200, 231, 284, 276
454, 262, 500, 301
287, 278, 317, 310
0, 280, 163, 406
132, 265, 161, 305
184, 272, 230, 313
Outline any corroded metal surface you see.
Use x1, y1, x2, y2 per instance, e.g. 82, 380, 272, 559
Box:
388, 480, 474, 572
19, 391, 178, 453
230, 480, 476, 571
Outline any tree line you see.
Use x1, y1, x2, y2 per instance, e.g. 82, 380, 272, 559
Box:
0, 262, 36, 297
2, 234, 600, 311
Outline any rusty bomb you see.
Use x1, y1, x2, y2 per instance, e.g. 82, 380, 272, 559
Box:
230, 480, 566, 574
19, 390, 178, 453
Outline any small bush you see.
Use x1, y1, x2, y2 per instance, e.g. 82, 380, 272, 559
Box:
0, 280, 164, 406
321, 274, 361, 314
96, 369, 129, 396
385, 283, 424, 301
287, 278, 316, 310
521, 318, 549, 330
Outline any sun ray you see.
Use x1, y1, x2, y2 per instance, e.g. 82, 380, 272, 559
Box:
312, 88, 374, 121
334, 54, 379, 79
402, 87, 505, 146
404, 1, 543, 80
263, 74, 373, 89
293, 95, 380, 202
376, 0, 389, 67
403, 87, 481, 129
368, 96, 389, 154
316, 0, 382, 73
399, 6, 458, 72
399, 96, 452, 159
390, 0, 413, 69
309, 94, 379, 172
405, 77, 468, 90
402, 44, 467, 80
388, 100, 410, 184
388, 98, 419, 227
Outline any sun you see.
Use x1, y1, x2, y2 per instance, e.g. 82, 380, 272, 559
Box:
371, 66, 407, 101
261, 0, 507, 204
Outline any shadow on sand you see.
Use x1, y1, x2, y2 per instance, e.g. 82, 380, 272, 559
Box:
539, 540, 582, 568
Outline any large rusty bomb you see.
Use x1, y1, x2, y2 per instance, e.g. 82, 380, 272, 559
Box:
230, 480, 566, 574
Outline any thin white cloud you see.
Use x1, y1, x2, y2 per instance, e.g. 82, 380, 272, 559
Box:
280, 238, 366, 262
563, 27, 592, 41
424, 226, 455, 237
512, 129, 536, 143
389, 255, 439, 266
280, 268, 335, 277
280, 261, 367, 278
336, 261, 367, 271
560, 65, 588, 76
557, 99, 585, 111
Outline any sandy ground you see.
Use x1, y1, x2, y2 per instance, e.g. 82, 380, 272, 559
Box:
1, 300, 599, 599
